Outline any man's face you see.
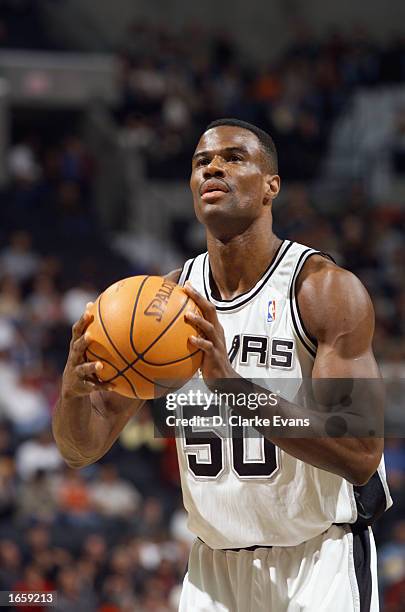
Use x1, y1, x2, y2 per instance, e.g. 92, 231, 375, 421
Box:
190, 126, 277, 238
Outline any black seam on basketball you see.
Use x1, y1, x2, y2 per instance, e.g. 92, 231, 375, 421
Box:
97, 278, 197, 389
129, 275, 150, 358
129, 284, 193, 361
139, 296, 191, 359
87, 347, 174, 391
97, 289, 176, 388
140, 347, 202, 366
98, 293, 136, 366
86, 347, 137, 396
110, 296, 197, 374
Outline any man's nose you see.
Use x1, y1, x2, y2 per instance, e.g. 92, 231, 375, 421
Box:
203, 156, 225, 178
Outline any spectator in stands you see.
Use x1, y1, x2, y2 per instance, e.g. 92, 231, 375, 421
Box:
0, 539, 22, 590
0, 456, 17, 522
89, 464, 141, 521
26, 273, 63, 327
61, 280, 97, 327
379, 521, 405, 595
12, 564, 53, 612
0, 231, 39, 283
55, 467, 97, 528
0, 277, 24, 321
80, 533, 108, 571
54, 565, 97, 612
0, 369, 50, 437
16, 430, 62, 481
18, 469, 58, 525
136, 497, 165, 539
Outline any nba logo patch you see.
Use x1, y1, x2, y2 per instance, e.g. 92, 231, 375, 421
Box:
267, 300, 276, 323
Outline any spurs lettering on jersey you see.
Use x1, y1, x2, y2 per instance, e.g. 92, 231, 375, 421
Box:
177, 241, 392, 549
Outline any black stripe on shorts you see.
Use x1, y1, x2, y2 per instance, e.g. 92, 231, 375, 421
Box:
351, 525, 372, 612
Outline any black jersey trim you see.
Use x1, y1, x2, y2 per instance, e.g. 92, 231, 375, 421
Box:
289, 249, 318, 358
179, 257, 196, 287
202, 253, 210, 300
203, 241, 293, 312
290, 249, 339, 358
183, 257, 196, 284
204, 239, 287, 303
293, 253, 319, 346
350, 525, 373, 612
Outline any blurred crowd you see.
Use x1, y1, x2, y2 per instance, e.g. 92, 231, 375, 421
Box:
0, 415, 189, 611
3, 3, 405, 182
0, 8, 404, 612
115, 21, 405, 181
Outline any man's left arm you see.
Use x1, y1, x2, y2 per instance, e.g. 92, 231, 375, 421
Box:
184, 257, 384, 486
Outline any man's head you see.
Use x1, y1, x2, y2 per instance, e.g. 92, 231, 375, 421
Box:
206, 119, 278, 173
190, 119, 280, 240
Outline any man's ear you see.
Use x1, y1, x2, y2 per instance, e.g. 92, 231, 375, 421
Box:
264, 174, 281, 205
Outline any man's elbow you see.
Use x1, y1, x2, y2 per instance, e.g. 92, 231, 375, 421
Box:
62, 456, 89, 470
345, 448, 383, 486
346, 467, 373, 486
56, 441, 97, 470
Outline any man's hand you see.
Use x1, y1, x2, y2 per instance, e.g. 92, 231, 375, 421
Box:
183, 282, 235, 382
62, 303, 114, 399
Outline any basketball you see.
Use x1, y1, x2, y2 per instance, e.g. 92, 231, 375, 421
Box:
85, 276, 203, 399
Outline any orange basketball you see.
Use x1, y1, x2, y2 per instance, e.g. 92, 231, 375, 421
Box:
85, 276, 203, 399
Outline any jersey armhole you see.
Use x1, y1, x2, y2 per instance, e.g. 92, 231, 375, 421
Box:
289, 250, 334, 358
178, 257, 196, 287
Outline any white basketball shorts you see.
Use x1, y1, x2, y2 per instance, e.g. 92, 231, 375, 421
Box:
179, 524, 378, 611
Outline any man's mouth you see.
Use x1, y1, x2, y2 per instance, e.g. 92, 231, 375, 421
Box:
200, 179, 230, 202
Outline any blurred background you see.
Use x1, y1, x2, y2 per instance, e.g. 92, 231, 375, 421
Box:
0, 0, 404, 610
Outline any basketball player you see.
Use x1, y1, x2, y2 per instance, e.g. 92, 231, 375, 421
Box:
53, 119, 392, 611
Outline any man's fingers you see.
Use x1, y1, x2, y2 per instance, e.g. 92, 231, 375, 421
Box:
185, 312, 214, 339
76, 361, 103, 380
71, 332, 93, 364
189, 335, 214, 352
71, 311, 94, 342
75, 362, 116, 393
73, 332, 92, 354
184, 283, 217, 323
77, 378, 115, 394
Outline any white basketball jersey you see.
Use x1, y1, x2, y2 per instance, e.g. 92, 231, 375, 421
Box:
176, 240, 392, 549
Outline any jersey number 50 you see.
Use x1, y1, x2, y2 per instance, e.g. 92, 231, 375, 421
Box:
181, 404, 279, 480
180, 334, 284, 480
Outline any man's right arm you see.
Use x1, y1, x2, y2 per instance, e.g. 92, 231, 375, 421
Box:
52, 309, 146, 468
52, 269, 181, 469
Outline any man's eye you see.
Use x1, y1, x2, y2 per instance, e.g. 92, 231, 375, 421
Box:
196, 158, 210, 167
229, 154, 243, 162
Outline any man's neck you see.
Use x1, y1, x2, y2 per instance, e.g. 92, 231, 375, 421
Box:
206, 224, 282, 301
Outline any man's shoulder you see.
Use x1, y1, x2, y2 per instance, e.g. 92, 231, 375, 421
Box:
296, 254, 374, 341
164, 268, 182, 283
164, 252, 207, 285
297, 254, 363, 299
